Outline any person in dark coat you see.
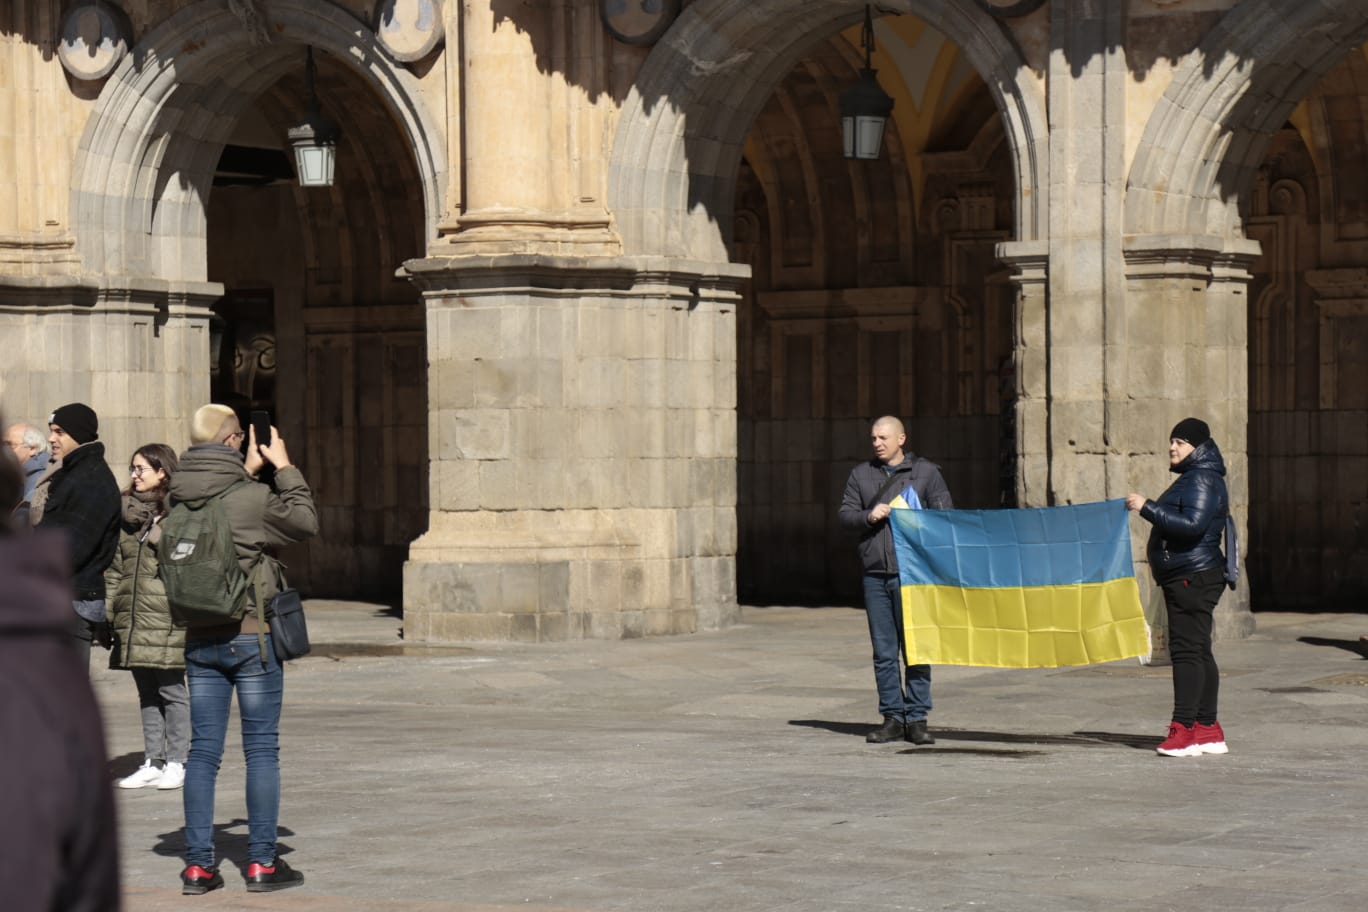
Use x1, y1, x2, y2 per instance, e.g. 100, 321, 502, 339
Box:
0, 412, 121, 912
1126, 417, 1232, 759
839, 415, 953, 746
30, 403, 121, 669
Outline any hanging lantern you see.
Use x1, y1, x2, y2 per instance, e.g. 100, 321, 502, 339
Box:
840, 6, 894, 161
286, 47, 340, 187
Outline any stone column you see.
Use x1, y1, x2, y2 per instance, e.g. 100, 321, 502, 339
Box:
441, 1, 619, 256
1122, 235, 1259, 640
996, 240, 1049, 508
401, 254, 748, 642
1043, 0, 1129, 506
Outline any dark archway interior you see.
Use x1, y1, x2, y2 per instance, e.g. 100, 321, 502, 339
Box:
1244, 44, 1368, 611
733, 18, 1015, 604
206, 50, 429, 601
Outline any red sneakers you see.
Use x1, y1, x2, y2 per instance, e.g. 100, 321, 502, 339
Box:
1156, 721, 1202, 757
180, 865, 223, 895
245, 857, 305, 892
1193, 721, 1228, 754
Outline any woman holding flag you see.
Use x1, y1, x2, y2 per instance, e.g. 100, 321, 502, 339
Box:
1126, 417, 1234, 759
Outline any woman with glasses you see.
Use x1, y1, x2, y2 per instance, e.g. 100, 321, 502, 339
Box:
105, 443, 190, 790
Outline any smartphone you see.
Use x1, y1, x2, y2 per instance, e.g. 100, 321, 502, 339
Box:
250, 410, 272, 448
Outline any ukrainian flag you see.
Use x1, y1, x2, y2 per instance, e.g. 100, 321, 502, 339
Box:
890, 499, 1148, 668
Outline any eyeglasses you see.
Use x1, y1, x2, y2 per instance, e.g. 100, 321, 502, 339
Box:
129, 465, 152, 477
225, 430, 245, 445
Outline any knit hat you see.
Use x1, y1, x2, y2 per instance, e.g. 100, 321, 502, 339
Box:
1169, 417, 1210, 448
49, 403, 98, 444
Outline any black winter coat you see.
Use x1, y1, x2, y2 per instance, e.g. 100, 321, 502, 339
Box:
34, 442, 121, 600
839, 452, 953, 575
1139, 439, 1230, 585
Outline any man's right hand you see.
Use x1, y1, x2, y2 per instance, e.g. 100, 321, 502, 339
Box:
868, 503, 892, 524
257, 426, 292, 471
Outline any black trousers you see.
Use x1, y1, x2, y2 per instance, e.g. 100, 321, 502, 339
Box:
1161, 566, 1226, 725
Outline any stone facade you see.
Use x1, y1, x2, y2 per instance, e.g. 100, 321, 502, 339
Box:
4, 0, 1368, 640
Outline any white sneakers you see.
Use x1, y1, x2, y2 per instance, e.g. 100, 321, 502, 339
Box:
117, 760, 186, 790
157, 762, 185, 790
117, 760, 164, 789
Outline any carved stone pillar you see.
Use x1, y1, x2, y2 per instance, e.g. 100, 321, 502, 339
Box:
439, 1, 619, 256
1123, 235, 1260, 640
996, 240, 1049, 508
401, 253, 748, 642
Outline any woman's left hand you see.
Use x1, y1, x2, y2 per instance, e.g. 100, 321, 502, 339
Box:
1124, 493, 1147, 512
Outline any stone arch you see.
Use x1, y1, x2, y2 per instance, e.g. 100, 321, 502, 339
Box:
607, 0, 1048, 263
71, 0, 447, 285
1125, 0, 1368, 238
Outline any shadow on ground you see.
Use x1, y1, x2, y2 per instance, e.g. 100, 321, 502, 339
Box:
1297, 636, 1368, 658
790, 720, 1162, 751
153, 819, 297, 867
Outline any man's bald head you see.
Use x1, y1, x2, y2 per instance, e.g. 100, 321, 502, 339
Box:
872, 416, 904, 437
870, 416, 907, 466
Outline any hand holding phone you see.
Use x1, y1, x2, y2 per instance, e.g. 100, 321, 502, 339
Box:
250, 410, 272, 448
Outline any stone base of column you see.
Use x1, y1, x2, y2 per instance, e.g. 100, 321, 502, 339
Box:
401, 252, 748, 643
403, 509, 738, 642
1215, 587, 1256, 641
433, 208, 623, 258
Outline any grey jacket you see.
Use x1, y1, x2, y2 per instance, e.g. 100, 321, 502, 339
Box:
21, 450, 47, 503
167, 444, 318, 633
839, 452, 953, 575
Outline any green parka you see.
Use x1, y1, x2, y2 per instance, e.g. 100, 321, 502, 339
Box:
104, 493, 185, 670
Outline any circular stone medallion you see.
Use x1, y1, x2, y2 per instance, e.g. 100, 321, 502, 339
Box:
601, 0, 681, 47
375, 0, 445, 63
58, 1, 133, 81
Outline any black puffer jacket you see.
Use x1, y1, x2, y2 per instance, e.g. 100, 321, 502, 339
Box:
1139, 439, 1229, 584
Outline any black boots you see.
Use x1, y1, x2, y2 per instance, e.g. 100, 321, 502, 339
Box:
865, 716, 905, 743
867, 717, 935, 745
905, 719, 935, 745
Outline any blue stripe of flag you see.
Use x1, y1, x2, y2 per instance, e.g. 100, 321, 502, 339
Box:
891, 499, 1135, 589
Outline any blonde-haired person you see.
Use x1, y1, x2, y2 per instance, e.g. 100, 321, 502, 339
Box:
189, 404, 236, 445
106, 443, 189, 790
172, 405, 318, 895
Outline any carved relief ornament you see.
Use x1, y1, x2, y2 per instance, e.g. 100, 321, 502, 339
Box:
58, 1, 133, 81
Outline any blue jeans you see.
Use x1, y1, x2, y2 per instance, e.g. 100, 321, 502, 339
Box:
863, 574, 932, 721
183, 634, 283, 868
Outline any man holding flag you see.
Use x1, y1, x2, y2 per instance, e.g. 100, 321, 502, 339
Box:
839, 416, 953, 745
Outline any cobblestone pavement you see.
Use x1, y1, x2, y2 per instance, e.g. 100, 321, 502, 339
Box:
92, 603, 1368, 911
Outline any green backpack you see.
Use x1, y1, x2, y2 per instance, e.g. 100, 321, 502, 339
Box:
159, 481, 252, 626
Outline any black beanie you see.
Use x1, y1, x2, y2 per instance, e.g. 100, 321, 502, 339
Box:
1170, 417, 1210, 448
49, 403, 99, 445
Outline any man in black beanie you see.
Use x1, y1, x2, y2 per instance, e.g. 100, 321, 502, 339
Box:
29, 402, 121, 670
